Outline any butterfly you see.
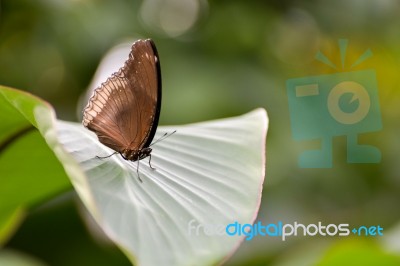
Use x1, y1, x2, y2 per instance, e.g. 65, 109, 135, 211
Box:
82, 39, 166, 182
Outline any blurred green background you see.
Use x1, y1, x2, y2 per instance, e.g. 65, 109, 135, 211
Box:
1, 0, 400, 265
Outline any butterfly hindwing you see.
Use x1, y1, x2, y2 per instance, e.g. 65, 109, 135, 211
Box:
82, 39, 161, 154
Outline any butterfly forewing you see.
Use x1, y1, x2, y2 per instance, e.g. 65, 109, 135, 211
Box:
82, 39, 161, 156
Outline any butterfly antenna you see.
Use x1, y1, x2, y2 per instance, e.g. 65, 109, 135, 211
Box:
150, 130, 177, 147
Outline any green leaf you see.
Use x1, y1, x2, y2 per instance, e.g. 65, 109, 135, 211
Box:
318, 239, 400, 266
0, 85, 267, 265
0, 86, 71, 245
55, 108, 268, 266
0, 249, 48, 266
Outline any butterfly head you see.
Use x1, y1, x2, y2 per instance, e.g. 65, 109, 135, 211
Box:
121, 147, 152, 161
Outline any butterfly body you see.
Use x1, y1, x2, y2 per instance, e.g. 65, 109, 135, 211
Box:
82, 39, 161, 168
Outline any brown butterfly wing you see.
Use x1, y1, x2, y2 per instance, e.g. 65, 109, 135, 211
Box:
82, 39, 161, 153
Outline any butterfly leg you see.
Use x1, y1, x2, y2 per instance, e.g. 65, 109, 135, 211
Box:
136, 159, 143, 183
96, 151, 119, 159
148, 154, 156, 170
